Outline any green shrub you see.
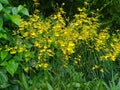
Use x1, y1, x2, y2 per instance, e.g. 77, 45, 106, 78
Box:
0, 0, 120, 89
0, 0, 29, 89
3, 6, 119, 89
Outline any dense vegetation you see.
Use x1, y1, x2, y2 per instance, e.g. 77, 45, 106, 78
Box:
0, 0, 120, 90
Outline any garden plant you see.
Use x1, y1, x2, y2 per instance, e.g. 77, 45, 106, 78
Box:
0, 0, 120, 90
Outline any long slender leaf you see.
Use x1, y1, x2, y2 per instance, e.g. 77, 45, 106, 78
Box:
21, 73, 28, 90
0, 3, 3, 11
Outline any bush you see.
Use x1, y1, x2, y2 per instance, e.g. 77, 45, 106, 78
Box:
0, 0, 29, 89
0, 0, 120, 89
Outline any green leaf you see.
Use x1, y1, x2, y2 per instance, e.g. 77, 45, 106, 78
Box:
18, 5, 29, 16
12, 7, 18, 15
10, 14, 21, 26
117, 79, 120, 89
21, 73, 28, 90
3, 7, 12, 14
0, 71, 8, 83
0, 0, 9, 5
17, 5, 24, 11
3, 13, 11, 21
20, 8, 29, 16
28, 76, 40, 90
0, 61, 8, 66
75, 83, 81, 88
0, 33, 7, 39
0, 3, 3, 11
1, 50, 8, 60
47, 82, 53, 90
14, 80, 23, 88
6, 60, 18, 76
0, 17, 3, 28
0, 71, 8, 88
96, 81, 108, 90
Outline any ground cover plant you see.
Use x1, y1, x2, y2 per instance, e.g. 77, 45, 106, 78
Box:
0, 0, 120, 90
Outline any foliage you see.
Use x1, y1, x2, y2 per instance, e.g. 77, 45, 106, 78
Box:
87, 0, 120, 30
9, 0, 120, 30
0, 0, 120, 89
0, 0, 29, 89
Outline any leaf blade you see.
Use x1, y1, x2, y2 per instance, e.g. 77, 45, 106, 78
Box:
0, 3, 3, 11
0, 50, 8, 60
6, 60, 18, 76
10, 14, 21, 26
0, 0, 9, 5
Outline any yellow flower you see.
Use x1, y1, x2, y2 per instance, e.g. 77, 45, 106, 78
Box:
10, 50, 16, 54
62, 49, 67, 54
43, 63, 48, 68
44, 45, 47, 49
60, 41, 65, 47
31, 32, 36, 37
19, 27, 24, 31
14, 46, 18, 50
25, 53, 30, 58
74, 61, 78, 64
33, 0, 37, 2
65, 55, 69, 60
67, 47, 74, 53
100, 68, 104, 73
5, 45, 11, 51
23, 32, 29, 37
68, 41, 75, 47
84, 2, 89, 5
92, 65, 99, 70
95, 65, 99, 68
34, 41, 39, 47
55, 32, 59, 37
77, 8, 82, 12
18, 47, 24, 53
39, 64, 42, 67
92, 67, 95, 70
111, 55, 116, 61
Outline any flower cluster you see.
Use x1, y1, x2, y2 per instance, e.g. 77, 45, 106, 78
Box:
92, 65, 104, 73
100, 34, 120, 61
5, 7, 120, 70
